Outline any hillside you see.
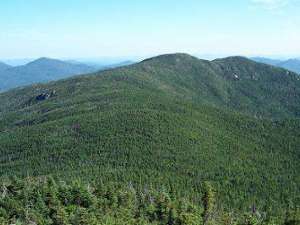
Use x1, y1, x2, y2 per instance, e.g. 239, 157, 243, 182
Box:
0, 57, 97, 92
0, 53, 299, 213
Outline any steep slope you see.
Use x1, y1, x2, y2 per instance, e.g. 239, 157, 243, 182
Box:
0, 57, 97, 92
0, 53, 299, 211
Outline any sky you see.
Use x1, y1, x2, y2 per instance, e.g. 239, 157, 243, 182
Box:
0, 0, 300, 60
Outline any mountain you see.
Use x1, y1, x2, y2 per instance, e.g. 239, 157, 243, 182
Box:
0, 61, 12, 71
138, 54, 300, 118
251, 57, 282, 66
0, 57, 97, 92
278, 59, 300, 74
251, 57, 300, 74
0, 53, 299, 211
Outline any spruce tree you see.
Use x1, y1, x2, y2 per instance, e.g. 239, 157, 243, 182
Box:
202, 181, 215, 225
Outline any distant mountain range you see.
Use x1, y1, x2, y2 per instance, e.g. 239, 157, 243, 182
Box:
1, 55, 299, 93
0, 58, 136, 92
251, 57, 300, 74
0, 58, 99, 92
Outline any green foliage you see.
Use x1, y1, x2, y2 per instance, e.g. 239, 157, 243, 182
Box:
0, 177, 298, 225
0, 177, 204, 225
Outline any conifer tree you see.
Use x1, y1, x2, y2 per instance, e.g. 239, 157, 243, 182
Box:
202, 181, 215, 225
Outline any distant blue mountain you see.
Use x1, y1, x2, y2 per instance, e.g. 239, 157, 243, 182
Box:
277, 59, 300, 74
0, 61, 12, 71
251, 57, 300, 74
251, 57, 282, 66
0, 57, 97, 92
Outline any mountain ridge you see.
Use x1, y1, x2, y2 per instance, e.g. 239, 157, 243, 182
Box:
134, 53, 300, 118
1, 53, 300, 118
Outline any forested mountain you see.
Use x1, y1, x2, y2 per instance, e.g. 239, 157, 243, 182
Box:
135, 54, 300, 118
0, 57, 97, 92
252, 57, 300, 74
0, 53, 299, 221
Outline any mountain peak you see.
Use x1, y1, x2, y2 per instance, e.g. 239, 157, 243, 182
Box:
36, 57, 52, 61
141, 53, 199, 64
213, 56, 253, 64
27, 57, 62, 66
278, 58, 300, 74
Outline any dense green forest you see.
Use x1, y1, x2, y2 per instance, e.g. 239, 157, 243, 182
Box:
0, 54, 299, 223
0, 177, 299, 225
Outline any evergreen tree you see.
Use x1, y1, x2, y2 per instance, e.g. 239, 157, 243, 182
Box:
202, 181, 215, 225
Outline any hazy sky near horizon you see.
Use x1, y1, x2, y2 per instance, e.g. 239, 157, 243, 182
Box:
0, 0, 300, 59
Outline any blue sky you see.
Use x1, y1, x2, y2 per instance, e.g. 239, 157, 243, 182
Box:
0, 0, 300, 59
